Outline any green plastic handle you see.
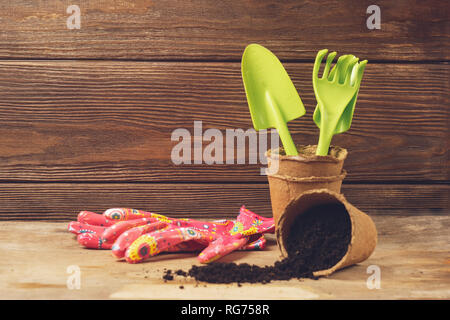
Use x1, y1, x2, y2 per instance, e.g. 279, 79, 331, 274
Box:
316, 107, 340, 156
265, 91, 298, 156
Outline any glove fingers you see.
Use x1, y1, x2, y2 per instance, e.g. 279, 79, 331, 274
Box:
241, 235, 267, 251
170, 218, 234, 235
197, 236, 248, 264
111, 221, 168, 259
77, 233, 112, 250
77, 211, 117, 227
237, 206, 275, 234
125, 228, 211, 264
68, 221, 107, 236
101, 217, 159, 245
103, 208, 170, 222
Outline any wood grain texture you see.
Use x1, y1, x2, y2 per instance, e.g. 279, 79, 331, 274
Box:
0, 0, 448, 61
0, 61, 448, 182
0, 183, 447, 220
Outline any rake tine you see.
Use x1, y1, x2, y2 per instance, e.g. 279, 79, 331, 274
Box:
344, 57, 359, 85
313, 49, 328, 80
353, 60, 368, 87
322, 51, 337, 79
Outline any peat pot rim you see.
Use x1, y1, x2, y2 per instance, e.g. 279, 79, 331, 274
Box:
268, 170, 347, 183
266, 145, 348, 164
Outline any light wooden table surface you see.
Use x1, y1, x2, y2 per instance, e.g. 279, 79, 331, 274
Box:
0, 215, 448, 300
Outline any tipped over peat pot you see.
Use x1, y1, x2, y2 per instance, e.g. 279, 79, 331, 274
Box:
276, 189, 378, 277
266, 145, 348, 225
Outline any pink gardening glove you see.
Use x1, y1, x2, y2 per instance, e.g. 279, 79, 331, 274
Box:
197, 206, 275, 263
68, 206, 274, 264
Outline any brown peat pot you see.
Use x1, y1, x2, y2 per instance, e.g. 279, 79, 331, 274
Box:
276, 189, 378, 277
266, 145, 348, 225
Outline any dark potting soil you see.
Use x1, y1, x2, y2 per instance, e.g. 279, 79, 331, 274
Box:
163, 203, 351, 284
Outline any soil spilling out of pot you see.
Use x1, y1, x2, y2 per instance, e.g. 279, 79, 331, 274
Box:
163, 203, 351, 284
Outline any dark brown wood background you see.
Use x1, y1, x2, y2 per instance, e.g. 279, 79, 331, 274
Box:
0, 0, 448, 220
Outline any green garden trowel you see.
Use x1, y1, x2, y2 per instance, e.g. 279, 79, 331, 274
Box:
242, 44, 305, 156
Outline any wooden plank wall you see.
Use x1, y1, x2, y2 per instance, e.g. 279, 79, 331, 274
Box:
0, 0, 448, 220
